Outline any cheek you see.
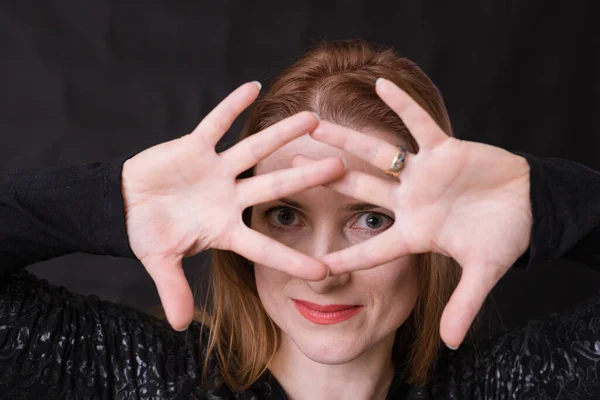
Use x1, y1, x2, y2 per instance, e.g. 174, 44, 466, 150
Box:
254, 264, 292, 316
365, 258, 419, 328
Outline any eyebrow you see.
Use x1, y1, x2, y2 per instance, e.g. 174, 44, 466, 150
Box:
278, 197, 381, 212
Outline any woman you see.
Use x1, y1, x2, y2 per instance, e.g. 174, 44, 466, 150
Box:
1, 40, 599, 399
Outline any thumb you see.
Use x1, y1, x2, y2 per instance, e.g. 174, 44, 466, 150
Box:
142, 254, 195, 331
439, 266, 497, 349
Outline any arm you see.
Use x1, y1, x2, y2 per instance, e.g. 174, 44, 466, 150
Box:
0, 156, 136, 276
515, 153, 600, 269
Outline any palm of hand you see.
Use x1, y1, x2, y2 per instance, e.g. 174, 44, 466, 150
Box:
122, 136, 240, 264
384, 138, 531, 346
399, 138, 532, 271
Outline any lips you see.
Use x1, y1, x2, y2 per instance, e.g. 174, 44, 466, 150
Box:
292, 299, 362, 325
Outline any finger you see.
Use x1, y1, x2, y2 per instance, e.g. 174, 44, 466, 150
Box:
236, 157, 345, 207
142, 254, 195, 331
222, 111, 320, 174
230, 226, 328, 281
375, 78, 448, 149
320, 229, 410, 274
439, 267, 498, 349
192, 81, 262, 146
311, 120, 408, 174
292, 154, 397, 210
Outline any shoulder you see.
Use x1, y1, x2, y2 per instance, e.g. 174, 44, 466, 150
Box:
0, 270, 226, 398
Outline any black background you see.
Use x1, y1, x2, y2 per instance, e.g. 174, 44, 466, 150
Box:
1, 0, 598, 338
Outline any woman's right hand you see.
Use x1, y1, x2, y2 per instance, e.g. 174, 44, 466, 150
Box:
121, 82, 345, 331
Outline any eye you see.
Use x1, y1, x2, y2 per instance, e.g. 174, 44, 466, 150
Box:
353, 212, 394, 231
266, 207, 301, 227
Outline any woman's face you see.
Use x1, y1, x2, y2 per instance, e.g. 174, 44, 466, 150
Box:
251, 128, 419, 365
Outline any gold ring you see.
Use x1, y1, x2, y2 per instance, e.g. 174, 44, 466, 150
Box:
385, 145, 408, 178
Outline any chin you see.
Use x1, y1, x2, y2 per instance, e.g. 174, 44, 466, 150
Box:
290, 331, 368, 365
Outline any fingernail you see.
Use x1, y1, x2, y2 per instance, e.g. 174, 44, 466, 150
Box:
376, 77, 385, 86
445, 343, 458, 350
252, 81, 262, 91
312, 112, 321, 121
341, 158, 348, 169
175, 325, 189, 332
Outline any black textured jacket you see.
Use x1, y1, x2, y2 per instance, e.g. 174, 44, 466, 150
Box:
1, 154, 599, 399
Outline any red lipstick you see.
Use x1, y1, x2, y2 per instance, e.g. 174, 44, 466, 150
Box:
292, 299, 362, 325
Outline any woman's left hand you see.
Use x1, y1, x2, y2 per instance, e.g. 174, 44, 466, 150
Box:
308, 78, 533, 349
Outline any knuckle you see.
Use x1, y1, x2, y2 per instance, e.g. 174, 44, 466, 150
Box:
338, 129, 350, 148
205, 117, 224, 134
248, 137, 266, 162
267, 125, 286, 147
415, 112, 431, 127
270, 174, 290, 198
363, 143, 376, 159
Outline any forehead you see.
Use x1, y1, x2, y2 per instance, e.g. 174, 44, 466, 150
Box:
255, 127, 405, 180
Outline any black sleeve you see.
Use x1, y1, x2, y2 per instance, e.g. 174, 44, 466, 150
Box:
0, 157, 136, 275
432, 289, 600, 399
514, 153, 600, 269
429, 155, 600, 399
0, 270, 210, 398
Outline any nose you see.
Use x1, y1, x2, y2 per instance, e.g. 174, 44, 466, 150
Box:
303, 225, 351, 294
306, 270, 350, 294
